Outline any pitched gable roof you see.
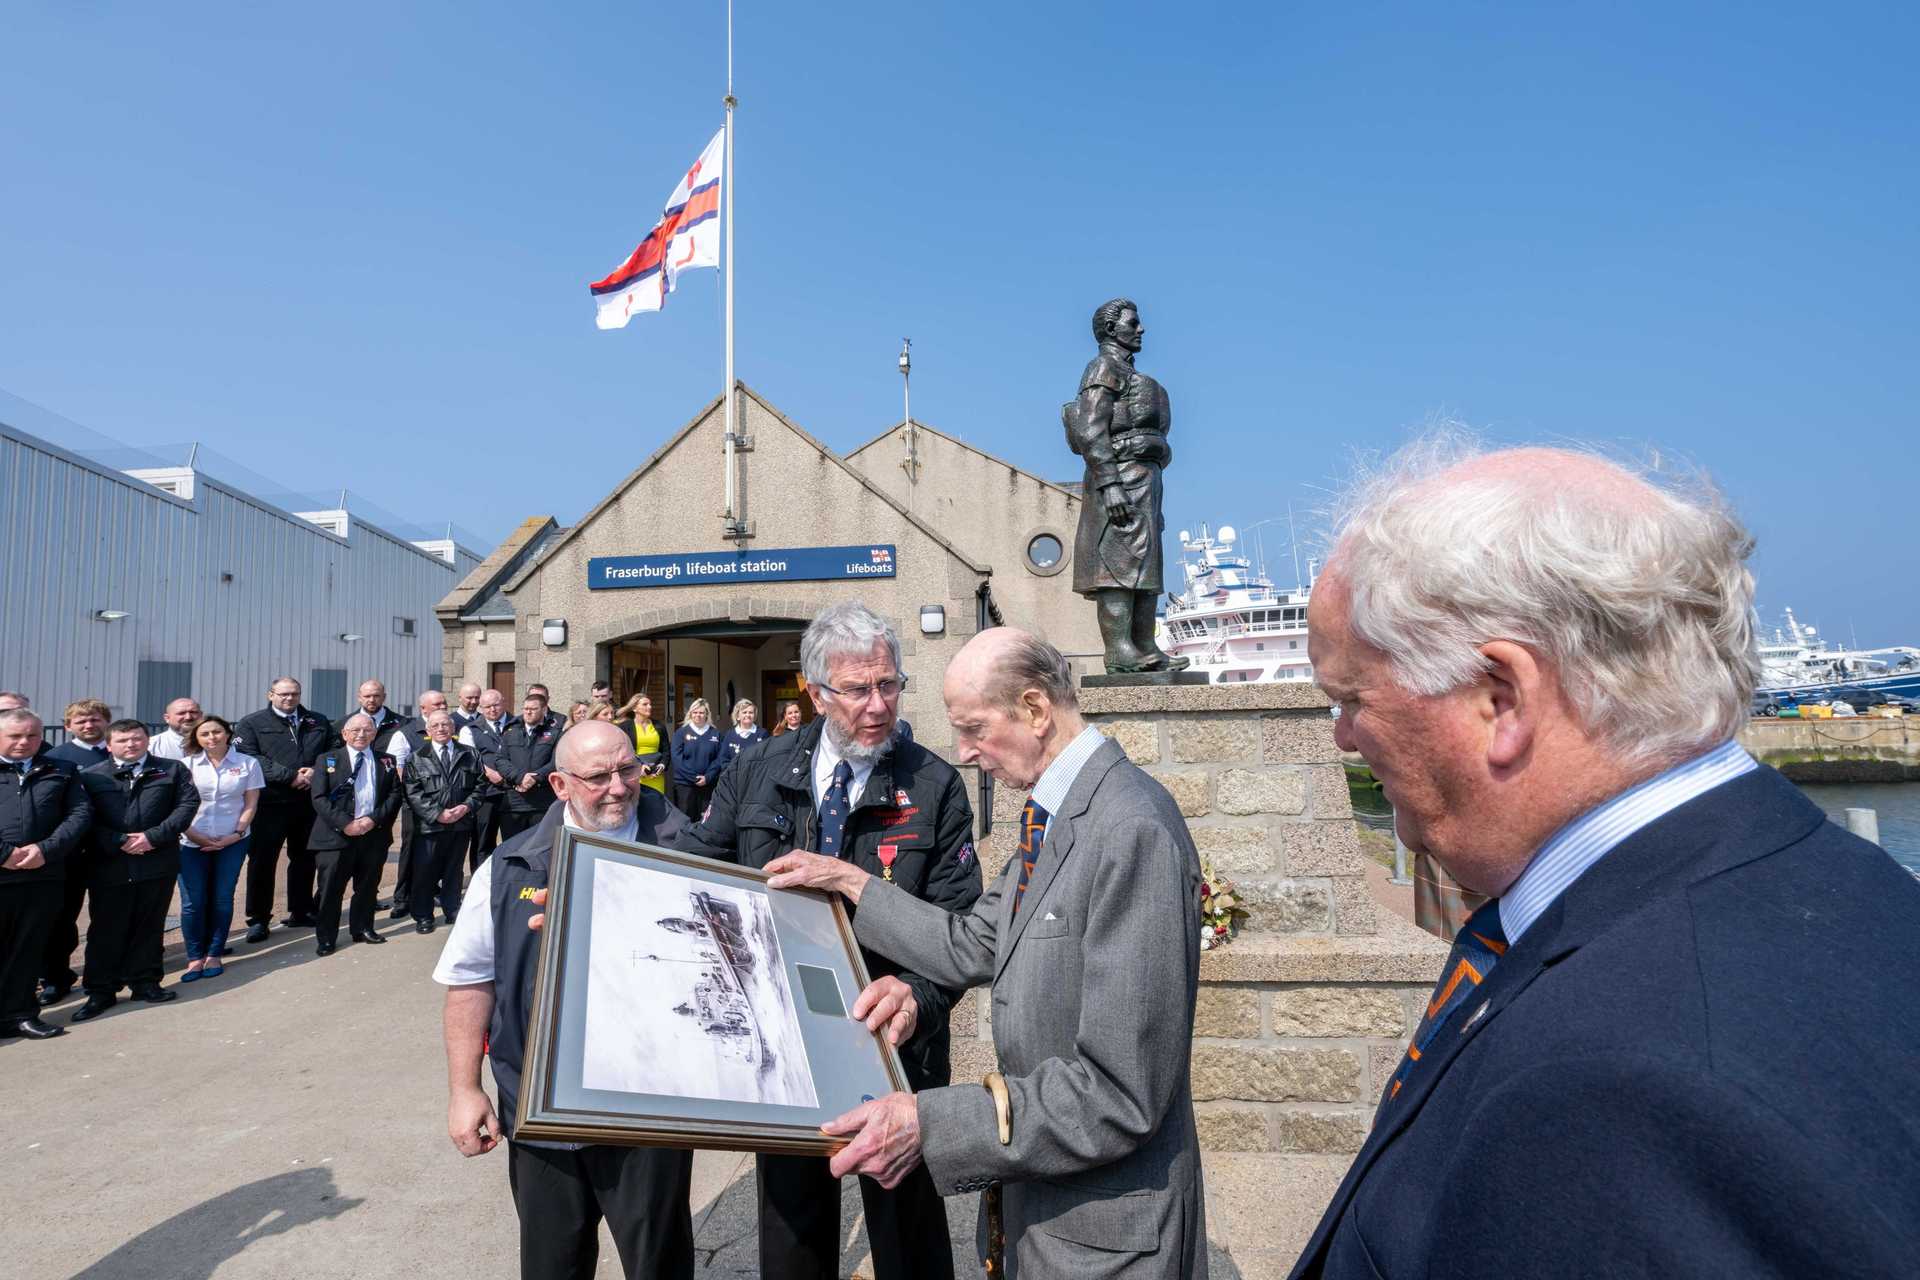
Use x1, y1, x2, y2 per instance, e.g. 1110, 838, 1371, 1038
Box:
435, 515, 559, 618
845, 419, 1084, 501
501, 383, 989, 596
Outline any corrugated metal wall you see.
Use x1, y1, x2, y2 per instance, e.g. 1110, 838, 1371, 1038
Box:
0, 423, 482, 725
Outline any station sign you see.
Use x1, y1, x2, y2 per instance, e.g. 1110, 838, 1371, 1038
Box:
588, 544, 897, 590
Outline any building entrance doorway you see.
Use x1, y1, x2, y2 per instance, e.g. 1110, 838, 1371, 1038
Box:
605, 620, 808, 729
488, 662, 515, 705
762, 670, 814, 733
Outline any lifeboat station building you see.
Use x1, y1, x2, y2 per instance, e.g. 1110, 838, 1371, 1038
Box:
435, 384, 1102, 756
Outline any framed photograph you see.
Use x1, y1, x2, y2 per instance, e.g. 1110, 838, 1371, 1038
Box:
514, 828, 908, 1154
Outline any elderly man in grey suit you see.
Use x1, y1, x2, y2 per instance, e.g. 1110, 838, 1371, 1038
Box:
767, 626, 1207, 1279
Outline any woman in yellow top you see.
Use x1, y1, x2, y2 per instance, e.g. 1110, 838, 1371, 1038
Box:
614, 693, 670, 795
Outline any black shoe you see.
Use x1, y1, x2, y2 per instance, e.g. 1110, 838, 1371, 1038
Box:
71, 996, 117, 1023
284, 914, 317, 928
2, 1017, 66, 1040
245, 923, 269, 943
316, 940, 336, 956
388, 905, 409, 920
353, 931, 388, 945
36, 983, 72, 1008
415, 920, 435, 935
130, 984, 177, 1003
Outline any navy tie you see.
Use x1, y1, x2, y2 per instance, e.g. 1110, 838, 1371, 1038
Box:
817, 760, 854, 858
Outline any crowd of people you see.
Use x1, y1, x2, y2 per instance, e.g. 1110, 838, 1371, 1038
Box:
0, 671, 791, 1041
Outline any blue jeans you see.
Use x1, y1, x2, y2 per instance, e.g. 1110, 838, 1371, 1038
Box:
178, 837, 250, 961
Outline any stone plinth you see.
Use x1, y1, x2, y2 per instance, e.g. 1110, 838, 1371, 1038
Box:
959, 682, 1448, 1155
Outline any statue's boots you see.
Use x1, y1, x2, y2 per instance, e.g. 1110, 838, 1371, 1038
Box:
1096, 589, 1152, 672
1132, 590, 1191, 671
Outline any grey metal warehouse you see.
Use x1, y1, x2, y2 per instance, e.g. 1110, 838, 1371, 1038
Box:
0, 413, 482, 728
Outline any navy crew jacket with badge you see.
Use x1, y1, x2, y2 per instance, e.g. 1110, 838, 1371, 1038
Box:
485, 713, 565, 815
676, 718, 982, 1089
78, 755, 200, 886
0, 748, 92, 885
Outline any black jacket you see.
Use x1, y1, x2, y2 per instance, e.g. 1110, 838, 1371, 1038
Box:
0, 748, 92, 885
79, 755, 199, 886
485, 712, 565, 814
715, 725, 769, 777
307, 747, 404, 852
1292, 765, 1920, 1280
463, 716, 517, 797
232, 706, 334, 806
678, 719, 982, 1088
405, 741, 481, 830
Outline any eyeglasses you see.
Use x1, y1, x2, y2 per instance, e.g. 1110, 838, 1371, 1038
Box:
563, 762, 646, 790
816, 674, 909, 704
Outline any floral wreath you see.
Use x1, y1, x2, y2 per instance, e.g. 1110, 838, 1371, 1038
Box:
1199, 861, 1250, 950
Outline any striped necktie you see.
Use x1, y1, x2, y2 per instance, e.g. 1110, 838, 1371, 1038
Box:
1011, 798, 1050, 917
1383, 897, 1507, 1108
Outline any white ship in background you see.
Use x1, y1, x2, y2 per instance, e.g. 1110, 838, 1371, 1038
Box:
1156, 523, 1316, 685
1754, 608, 1920, 705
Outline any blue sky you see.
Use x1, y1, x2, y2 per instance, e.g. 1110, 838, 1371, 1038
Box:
5, 2, 1915, 646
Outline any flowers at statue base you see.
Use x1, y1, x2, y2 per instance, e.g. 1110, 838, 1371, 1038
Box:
1198, 861, 1250, 951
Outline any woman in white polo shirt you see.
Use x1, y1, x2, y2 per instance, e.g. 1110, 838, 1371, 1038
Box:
178, 715, 264, 981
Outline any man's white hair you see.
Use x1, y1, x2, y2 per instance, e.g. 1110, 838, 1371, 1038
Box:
1327, 431, 1760, 766
801, 602, 901, 687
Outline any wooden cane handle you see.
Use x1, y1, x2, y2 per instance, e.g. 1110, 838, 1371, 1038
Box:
983, 1071, 1011, 1145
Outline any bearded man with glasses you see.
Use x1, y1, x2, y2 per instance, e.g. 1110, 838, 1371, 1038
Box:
674, 600, 982, 1280
434, 718, 695, 1280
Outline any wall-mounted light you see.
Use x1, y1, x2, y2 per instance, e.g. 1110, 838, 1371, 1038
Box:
339, 632, 365, 643
93, 609, 131, 622
919, 604, 945, 636
542, 618, 568, 647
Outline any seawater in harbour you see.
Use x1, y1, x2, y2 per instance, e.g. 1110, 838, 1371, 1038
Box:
1795, 781, 1920, 875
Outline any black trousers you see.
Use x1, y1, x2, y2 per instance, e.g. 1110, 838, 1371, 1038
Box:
468, 794, 504, 871
247, 800, 317, 925
507, 1141, 693, 1280
670, 781, 714, 823
2, 881, 63, 1021
756, 1153, 954, 1280
498, 807, 543, 842
411, 827, 467, 922
314, 834, 386, 945
391, 808, 415, 909
83, 877, 174, 995
39, 870, 89, 991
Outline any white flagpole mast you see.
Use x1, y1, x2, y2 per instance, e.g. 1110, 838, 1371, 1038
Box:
722, 0, 740, 534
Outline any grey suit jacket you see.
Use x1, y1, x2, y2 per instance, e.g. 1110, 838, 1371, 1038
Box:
855, 735, 1207, 1280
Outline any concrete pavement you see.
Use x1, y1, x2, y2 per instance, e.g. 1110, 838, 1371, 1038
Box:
4, 861, 1324, 1278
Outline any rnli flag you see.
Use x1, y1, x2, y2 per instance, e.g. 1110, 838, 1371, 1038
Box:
590, 129, 724, 330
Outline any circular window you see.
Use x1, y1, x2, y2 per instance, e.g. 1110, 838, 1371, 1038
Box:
1026, 533, 1064, 572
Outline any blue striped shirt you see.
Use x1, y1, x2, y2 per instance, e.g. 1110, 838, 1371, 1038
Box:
1498, 739, 1757, 944
1027, 726, 1107, 827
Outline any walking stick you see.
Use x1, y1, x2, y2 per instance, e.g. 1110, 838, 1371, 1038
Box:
982, 1071, 1011, 1276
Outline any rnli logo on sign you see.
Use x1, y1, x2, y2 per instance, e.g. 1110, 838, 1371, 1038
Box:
518, 887, 539, 901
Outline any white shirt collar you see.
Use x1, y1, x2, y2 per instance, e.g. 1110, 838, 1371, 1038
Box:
1027, 725, 1106, 818
813, 729, 879, 809
1498, 740, 1757, 944
563, 809, 639, 844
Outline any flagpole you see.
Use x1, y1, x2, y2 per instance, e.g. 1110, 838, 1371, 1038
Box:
722, 0, 739, 534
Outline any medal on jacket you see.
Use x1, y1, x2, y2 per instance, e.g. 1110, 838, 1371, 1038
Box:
877, 844, 898, 882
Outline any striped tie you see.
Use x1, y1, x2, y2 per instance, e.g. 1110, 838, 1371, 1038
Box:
1383, 897, 1507, 1108
1010, 798, 1050, 917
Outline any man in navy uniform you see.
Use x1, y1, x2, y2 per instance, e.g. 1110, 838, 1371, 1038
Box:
309, 713, 404, 956
1, 709, 92, 1039
485, 693, 565, 842
678, 601, 980, 1280
233, 677, 334, 941
436, 719, 694, 1280
72, 720, 199, 1022
39, 697, 111, 1005
461, 688, 514, 871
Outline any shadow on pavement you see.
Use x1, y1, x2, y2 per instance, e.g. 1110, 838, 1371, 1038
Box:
67, 1167, 363, 1280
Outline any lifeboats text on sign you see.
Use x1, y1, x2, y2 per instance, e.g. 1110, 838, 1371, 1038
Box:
588, 545, 897, 590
